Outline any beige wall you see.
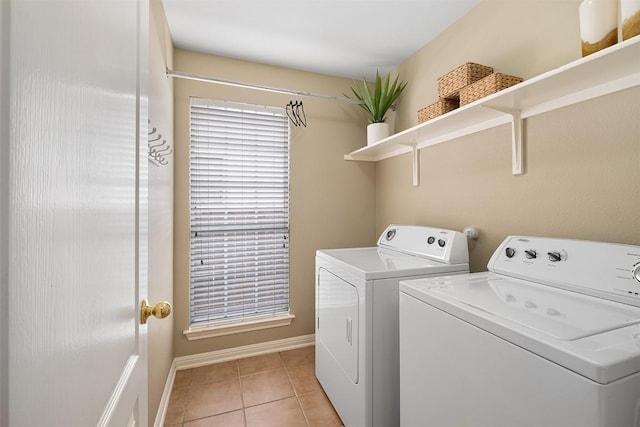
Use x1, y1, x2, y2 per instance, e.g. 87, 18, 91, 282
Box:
380, 0, 640, 272
172, 50, 376, 356
148, 0, 174, 422
170, 0, 639, 358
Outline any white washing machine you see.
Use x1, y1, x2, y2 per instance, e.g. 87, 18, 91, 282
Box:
399, 236, 640, 427
315, 224, 470, 427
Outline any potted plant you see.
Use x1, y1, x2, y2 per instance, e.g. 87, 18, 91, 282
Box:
346, 70, 408, 145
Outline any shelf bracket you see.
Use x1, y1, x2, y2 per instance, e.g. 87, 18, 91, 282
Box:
481, 106, 523, 175
412, 145, 419, 187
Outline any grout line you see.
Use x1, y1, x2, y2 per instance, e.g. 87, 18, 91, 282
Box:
233, 356, 249, 427
234, 357, 247, 427
238, 365, 284, 379
282, 361, 312, 426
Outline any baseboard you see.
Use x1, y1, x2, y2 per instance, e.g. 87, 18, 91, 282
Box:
175, 333, 315, 370
153, 360, 176, 427
153, 334, 315, 426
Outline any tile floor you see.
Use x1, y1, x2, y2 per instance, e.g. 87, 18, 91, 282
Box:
164, 346, 344, 427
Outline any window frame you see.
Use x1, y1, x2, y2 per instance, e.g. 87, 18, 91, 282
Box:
184, 98, 294, 340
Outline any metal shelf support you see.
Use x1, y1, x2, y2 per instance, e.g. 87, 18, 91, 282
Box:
412, 145, 419, 186
482, 106, 523, 175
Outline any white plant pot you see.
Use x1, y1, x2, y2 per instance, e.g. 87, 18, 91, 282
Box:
367, 122, 389, 146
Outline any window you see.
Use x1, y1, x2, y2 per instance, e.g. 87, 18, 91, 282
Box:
187, 98, 291, 337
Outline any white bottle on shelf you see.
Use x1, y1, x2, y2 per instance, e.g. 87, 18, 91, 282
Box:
620, 0, 640, 40
579, 0, 618, 56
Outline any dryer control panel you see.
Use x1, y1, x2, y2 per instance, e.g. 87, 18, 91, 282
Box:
377, 224, 469, 265
489, 236, 640, 307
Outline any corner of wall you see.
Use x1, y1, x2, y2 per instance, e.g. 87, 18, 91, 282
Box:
148, 0, 175, 423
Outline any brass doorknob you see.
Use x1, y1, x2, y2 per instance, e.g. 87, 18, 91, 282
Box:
140, 299, 172, 324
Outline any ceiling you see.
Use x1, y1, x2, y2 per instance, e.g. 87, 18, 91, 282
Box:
161, 0, 480, 81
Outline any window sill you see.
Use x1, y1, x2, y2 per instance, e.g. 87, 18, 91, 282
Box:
183, 313, 295, 341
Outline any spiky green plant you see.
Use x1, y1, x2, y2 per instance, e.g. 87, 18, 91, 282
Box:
346, 70, 408, 123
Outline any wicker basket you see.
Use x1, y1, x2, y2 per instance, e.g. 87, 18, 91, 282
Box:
418, 99, 459, 123
459, 73, 524, 106
438, 63, 494, 99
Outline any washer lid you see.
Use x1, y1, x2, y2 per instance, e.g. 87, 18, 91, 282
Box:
400, 273, 640, 384
316, 247, 468, 280
430, 275, 640, 340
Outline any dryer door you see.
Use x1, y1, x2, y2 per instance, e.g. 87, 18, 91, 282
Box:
317, 268, 359, 383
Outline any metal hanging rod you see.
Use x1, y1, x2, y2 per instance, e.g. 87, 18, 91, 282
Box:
166, 68, 362, 104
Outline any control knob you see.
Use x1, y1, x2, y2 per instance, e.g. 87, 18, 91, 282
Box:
385, 229, 396, 241
438, 239, 446, 248
547, 251, 562, 262
525, 250, 537, 259
633, 262, 640, 283
427, 236, 435, 245
505, 247, 516, 258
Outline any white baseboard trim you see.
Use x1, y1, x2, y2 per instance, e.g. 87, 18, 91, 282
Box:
175, 333, 315, 370
153, 334, 315, 426
153, 360, 176, 427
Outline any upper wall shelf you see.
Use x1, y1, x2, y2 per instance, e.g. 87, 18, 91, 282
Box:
344, 36, 640, 186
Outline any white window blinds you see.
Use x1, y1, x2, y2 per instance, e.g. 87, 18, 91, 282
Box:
189, 98, 290, 327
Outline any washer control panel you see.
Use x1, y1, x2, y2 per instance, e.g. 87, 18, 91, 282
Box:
489, 236, 640, 306
378, 224, 469, 265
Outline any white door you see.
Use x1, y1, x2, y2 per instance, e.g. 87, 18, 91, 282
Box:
6, 0, 150, 426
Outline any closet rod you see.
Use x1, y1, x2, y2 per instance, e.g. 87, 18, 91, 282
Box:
166, 68, 362, 104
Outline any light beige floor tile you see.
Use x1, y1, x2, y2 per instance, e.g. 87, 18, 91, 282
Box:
299, 389, 343, 427
287, 363, 321, 395
183, 409, 245, 427
280, 346, 315, 367
184, 378, 243, 422
238, 352, 283, 376
241, 368, 295, 407
173, 368, 193, 390
245, 397, 307, 427
164, 386, 189, 425
191, 360, 239, 385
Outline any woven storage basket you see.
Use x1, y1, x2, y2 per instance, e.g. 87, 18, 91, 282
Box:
438, 63, 494, 99
418, 99, 459, 123
459, 73, 524, 106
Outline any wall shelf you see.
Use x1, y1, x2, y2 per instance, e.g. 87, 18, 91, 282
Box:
344, 36, 640, 186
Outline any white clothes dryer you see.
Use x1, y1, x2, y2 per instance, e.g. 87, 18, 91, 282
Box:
399, 236, 640, 427
315, 224, 470, 427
